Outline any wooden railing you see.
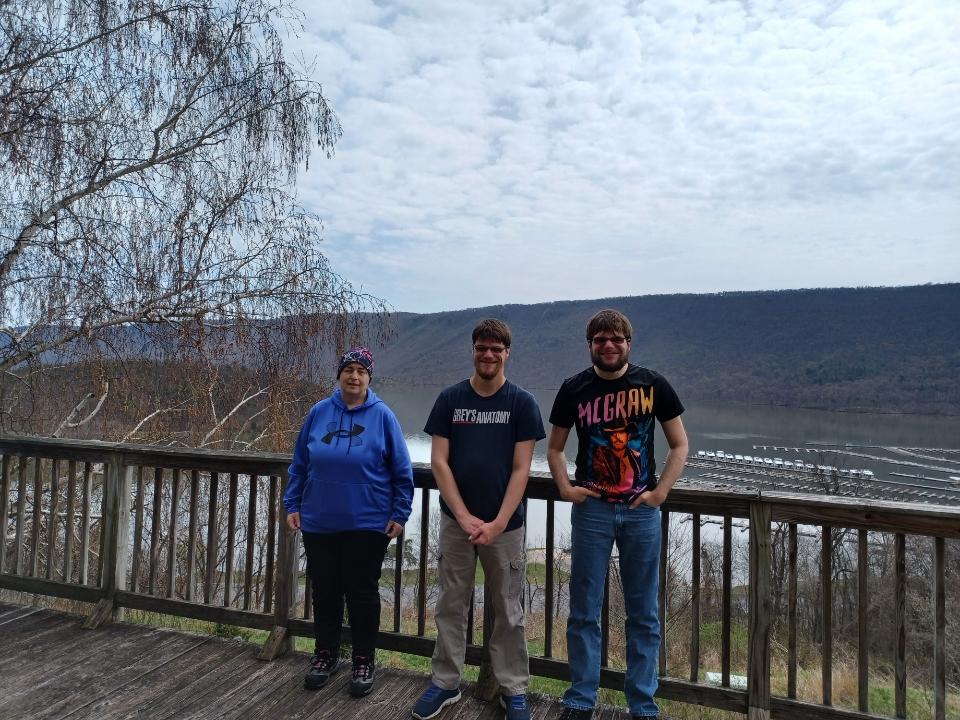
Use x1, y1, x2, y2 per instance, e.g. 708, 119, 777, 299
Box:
0, 435, 956, 720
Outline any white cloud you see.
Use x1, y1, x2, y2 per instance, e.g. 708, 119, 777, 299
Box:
291, 0, 960, 312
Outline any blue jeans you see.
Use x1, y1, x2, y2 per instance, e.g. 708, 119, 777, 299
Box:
564, 497, 661, 717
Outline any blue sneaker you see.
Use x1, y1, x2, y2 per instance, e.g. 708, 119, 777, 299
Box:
500, 693, 531, 720
412, 683, 461, 719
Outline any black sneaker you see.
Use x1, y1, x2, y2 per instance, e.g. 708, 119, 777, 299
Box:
304, 650, 343, 690
349, 655, 375, 697
557, 707, 593, 720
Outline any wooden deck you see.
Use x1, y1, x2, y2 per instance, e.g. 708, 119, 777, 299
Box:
0, 602, 631, 720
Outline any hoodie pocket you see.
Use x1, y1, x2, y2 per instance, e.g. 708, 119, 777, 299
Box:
303, 478, 378, 530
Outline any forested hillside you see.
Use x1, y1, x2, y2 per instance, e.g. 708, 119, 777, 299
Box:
371, 284, 960, 414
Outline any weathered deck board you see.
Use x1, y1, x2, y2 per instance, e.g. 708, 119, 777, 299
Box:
74, 641, 248, 719
27, 631, 207, 719
53, 632, 215, 718
5, 624, 181, 716
0, 603, 631, 720
0, 620, 92, 674
0, 612, 98, 672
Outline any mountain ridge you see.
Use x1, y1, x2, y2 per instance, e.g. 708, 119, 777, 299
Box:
368, 284, 960, 414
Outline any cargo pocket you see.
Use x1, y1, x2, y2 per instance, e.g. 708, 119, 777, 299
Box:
509, 554, 525, 602
435, 550, 445, 590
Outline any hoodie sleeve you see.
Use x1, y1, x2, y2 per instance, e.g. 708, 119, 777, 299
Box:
284, 405, 316, 514
384, 410, 414, 525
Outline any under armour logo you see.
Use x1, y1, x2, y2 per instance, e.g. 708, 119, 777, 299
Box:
321, 422, 365, 446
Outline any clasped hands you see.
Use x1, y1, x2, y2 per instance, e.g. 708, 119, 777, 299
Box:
456, 513, 505, 545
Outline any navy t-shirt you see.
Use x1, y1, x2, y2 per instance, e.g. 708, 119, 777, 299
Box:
549, 364, 684, 503
425, 379, 546, 531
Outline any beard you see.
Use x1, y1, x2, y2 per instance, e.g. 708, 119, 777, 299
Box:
474, 360, 502, 380
591, 349, 628, 373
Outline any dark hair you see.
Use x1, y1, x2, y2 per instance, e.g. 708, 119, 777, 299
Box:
585, 309, 633, 342
472, 318, 512, 348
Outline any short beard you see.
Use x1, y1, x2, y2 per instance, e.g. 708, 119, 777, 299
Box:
475, 363, 500, 380
591, 351, 628, 373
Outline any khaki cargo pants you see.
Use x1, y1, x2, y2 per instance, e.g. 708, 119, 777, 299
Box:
431, 512, 528, 695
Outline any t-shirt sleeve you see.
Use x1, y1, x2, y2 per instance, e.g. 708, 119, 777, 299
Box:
548, 382, 575, 428
423, 389, 452, 438
655, 376, 684, 423
515, 391, 546, 442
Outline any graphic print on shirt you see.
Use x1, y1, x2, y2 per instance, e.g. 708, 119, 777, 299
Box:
578, 387, 655, 501
321, 422, 365, 446
451, 408, 511, 424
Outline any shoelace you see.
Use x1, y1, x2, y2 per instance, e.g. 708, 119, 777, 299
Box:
352, 657, 373, 679
506, 695, 527, 710
312, 652, 336, 671
421, 684, 447, 701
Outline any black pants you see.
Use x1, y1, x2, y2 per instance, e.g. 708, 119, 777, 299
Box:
302, 530, 390, 658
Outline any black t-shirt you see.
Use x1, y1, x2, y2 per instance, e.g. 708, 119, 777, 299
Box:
424, 379, 546, 531
549, 364, 684, 503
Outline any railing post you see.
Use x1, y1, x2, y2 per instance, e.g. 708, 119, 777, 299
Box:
934, 536, 946, 720
83, 453, 132, 628
747, 499, 771, 720
894, 533, 907, 719
0, 455, 10, 574
259, 470, 295, 660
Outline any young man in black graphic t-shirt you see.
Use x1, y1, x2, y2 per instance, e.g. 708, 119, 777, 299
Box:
412, 319, 545, 720
548, 309, 688, 720
551, 365, 684, 503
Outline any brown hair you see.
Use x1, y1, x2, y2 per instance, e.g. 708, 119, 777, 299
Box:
585, 309, 633, 342
472, 318, 512, 348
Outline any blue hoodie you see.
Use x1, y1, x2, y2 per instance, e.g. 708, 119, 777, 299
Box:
283, 387, 414, 533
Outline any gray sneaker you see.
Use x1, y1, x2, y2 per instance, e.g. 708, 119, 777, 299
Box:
349, 655, 375, 697
304, 650, 343, 690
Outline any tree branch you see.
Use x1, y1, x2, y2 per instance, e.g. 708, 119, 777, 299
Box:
51, 381, 109, 437
200, 386, 268, 446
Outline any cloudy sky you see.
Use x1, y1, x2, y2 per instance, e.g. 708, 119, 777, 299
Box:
290, 0, 960, 313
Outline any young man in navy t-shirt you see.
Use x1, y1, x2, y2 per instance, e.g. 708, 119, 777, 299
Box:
548, 309, 688, 720
412, 319, 545, 720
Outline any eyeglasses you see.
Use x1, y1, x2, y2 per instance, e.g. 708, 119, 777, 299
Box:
591, 335, 629, 346
474, 344, 507, 355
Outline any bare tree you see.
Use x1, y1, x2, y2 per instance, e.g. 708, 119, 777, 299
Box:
0, 0, 385, 439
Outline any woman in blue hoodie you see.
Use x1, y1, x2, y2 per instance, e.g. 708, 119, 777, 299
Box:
284, 346, 414, 697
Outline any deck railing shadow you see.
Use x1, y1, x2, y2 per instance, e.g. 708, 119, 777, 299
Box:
0, 435, 956, 720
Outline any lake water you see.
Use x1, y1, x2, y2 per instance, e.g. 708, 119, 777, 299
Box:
376, 383, 960, 466
373, 383, 960, 547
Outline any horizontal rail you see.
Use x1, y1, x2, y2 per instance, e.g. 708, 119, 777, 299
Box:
115, 591, 275, 630
284, 618, 750, 712
0, 572, 101, 603
771, 696, 894, 720
0, 436, 288, 475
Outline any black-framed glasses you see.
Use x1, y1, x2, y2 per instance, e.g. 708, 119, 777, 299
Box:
591, 335, 629, 346
474, 344, 507, 355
